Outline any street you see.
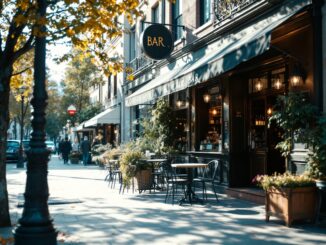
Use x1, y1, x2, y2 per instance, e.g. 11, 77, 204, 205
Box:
1, 155, 325, 244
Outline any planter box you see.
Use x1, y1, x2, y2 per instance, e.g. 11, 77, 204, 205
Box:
134, 169, 153, 193
265, 186, 317, 226
70, 158, 79, 164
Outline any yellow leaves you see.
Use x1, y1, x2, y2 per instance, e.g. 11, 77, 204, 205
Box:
126, 74, 134, 81
125, 66, 133, 74
14, 14, 27, 26
66, 29, 75, 37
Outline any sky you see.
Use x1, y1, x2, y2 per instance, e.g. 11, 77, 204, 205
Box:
46, 43, 70, 85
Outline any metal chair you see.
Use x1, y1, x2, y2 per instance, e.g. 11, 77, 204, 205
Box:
193, 159, 220, 202
161, 160, 188, 205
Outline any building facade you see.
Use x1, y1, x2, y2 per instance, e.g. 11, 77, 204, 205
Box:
124, 0, 325, 187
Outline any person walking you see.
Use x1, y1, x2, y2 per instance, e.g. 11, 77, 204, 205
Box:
61, 137, 72, 164
80, 136, 91, 166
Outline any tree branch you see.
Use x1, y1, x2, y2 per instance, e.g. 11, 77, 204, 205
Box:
12, 66, 33, 76
12, 34, 35, 61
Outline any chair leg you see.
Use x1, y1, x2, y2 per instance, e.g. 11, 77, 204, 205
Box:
165, 183, 171, 203
212, 182, 219, 202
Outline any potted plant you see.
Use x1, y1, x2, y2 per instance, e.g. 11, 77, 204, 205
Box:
305, 115, 326, 186
269, 92, 317, 171
256, 172, 317, 226
69, 151, 81, 164
119, 150, 152, 193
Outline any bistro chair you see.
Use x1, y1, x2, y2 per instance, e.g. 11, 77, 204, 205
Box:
193, 159, 220, 203
105, 159, 122, 189
161, 160, 188, 205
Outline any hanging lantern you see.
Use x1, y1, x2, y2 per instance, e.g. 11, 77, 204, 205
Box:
203, 93, 211, 103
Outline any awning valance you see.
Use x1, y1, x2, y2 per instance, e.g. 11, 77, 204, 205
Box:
125, 0, 311, 107
83, 107, 120, 127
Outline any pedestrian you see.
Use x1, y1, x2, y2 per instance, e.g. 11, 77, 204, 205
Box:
80, 136, 91, 166
72, 138, 79, 152
61, 137, 72, 164
58, 138, 64, 160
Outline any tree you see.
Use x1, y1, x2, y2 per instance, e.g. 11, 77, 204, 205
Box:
45, 80, 63, 140
61, 47, 103, 115
0, 0, 140, 227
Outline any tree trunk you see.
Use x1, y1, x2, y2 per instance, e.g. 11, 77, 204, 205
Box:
0, 67, 12, 227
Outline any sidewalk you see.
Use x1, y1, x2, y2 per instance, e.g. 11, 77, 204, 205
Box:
1, 155, 325, 244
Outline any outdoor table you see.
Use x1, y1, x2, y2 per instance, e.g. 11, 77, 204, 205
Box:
146, 158, 167, 190
171, 163, 208, 205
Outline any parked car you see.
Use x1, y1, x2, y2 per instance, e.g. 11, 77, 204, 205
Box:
6, 140, 20, 163
22, 140, 30, 152
46, 141, 56, 154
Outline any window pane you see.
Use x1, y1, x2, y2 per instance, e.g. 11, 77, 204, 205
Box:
129, 28, 136, 61
172, 0, 182, 40
200, 0, 211, 26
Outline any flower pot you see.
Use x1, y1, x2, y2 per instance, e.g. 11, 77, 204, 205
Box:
134, 169, 153, 193
265, 186, 317, 226
70, 158, 79, 164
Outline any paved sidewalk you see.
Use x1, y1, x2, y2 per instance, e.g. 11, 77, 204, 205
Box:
1, 155, 325, 244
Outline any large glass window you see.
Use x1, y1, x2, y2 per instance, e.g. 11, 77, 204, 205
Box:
199, 0, 211, 26
172, 0, 182, 40
197, 86, 223, 152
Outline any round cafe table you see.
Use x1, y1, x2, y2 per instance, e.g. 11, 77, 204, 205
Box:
171, 163, 208, 205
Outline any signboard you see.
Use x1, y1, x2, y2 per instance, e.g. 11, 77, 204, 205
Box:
67, 104, 77, 116
141, 24, 174, 60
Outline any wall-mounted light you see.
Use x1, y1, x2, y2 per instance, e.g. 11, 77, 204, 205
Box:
267, 107, 273, 116
212, 109, 218, 115
290, 63, 305, 87
272, 75, 282, 90
176, 99, 183, 108
255, 79, 263, 91
203, 93, 211, 103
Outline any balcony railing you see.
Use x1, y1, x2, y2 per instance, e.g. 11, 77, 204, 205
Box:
214, 0, 259, 21
128, 53, 153, 74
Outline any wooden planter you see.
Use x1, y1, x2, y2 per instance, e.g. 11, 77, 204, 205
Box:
265, 186, 317, 226
70, 158, 79, 164
134, 169, 153, 193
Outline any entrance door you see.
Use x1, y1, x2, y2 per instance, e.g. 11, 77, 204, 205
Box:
249, 95, 285, 179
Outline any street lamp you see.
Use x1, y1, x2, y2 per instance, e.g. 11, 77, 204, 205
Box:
13, 0, 57, 243
17, 85, 27, 169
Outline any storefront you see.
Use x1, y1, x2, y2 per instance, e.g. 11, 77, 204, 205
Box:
126, 0, 322, 187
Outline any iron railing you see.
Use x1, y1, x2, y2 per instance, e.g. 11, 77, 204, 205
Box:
127, 53, 153, 74
214, 0, 259, 21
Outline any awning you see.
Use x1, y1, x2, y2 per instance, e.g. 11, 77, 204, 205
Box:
75, 122, 95, 132
84, 107, 120, 127
126, 0, 311, 107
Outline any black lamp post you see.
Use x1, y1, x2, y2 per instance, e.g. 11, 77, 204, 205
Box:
16, 85, 27, 169
13, 0, 57, 244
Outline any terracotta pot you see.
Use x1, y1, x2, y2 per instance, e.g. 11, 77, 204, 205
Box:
265, 186, 317, 226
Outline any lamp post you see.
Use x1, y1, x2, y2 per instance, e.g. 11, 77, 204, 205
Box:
17, 85, 27, 169
13, 0, 57, 243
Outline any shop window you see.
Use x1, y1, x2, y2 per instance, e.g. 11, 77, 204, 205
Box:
199, 0, 211, 26
173, 90, 188, 152
198, 86, 222, 152
249, 76, 268, 93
